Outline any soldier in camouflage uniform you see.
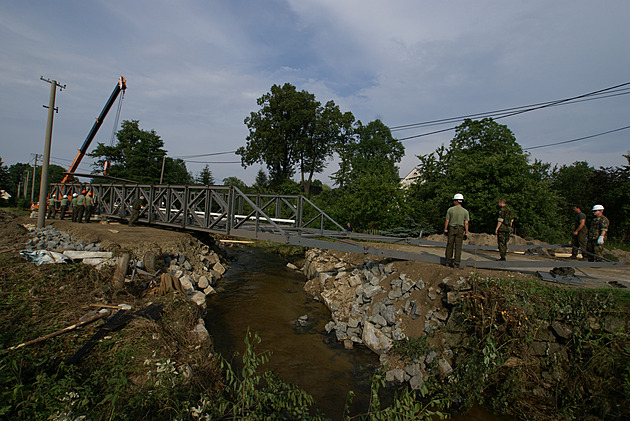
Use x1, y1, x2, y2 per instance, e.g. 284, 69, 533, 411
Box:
444, 193, 470, 268
494, 198, 514, 261
586, 204, 609, 262
570, 205, 587, 258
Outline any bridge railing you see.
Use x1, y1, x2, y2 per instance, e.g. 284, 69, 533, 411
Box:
49, 183, 346, 239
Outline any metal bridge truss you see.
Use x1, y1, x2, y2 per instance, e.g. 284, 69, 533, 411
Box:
50, 183, 624, 270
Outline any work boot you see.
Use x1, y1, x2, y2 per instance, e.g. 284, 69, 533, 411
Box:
498, 257, 506, 261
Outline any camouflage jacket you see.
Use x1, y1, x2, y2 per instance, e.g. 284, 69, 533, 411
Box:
588, 215, 609, 239
497, 205, 514, 232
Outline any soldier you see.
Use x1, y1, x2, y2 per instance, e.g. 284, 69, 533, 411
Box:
71, 193, 79, 222
494, 198, 514, 261
444, 193, 470, 268
84, 192, 94, 223
59, 194, 69, 220
47, 194, 57, 219
570, 205, 587, 259
76, 190, 87, 223
586, 204, 609, 262
128, 195, 145, 227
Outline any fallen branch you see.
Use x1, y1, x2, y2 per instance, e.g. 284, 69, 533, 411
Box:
6, 311, 109, 351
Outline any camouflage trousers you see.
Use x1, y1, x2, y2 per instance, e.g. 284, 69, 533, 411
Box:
586, 240, 604, 262
497, 229, 511, 259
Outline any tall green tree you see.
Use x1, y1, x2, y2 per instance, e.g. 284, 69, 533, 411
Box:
0, 157, 9, 191
408, 118, 562, 241
551, 161, 596, 209
222, 176, 249, 192
238, 83, 353, 194
196, 165, 215, 185
89, 120, 190, 184
316, 119, 405, 230
252, 168, 269, 193
6, 163, 31, 199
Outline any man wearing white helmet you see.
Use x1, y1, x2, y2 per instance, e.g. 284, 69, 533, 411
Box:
47, 194, 57, 219
59, 194, 69, 220
71, 193, 79, 222
586, 204, 609, 261
444, 193, 470, 268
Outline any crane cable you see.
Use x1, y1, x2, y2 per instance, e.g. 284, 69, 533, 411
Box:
109, 90, 125, 147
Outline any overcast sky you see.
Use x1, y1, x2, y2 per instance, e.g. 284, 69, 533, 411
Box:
1, 0, 629, 185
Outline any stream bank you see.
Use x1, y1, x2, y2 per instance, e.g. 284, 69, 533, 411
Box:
204, 245, 380, 418
302, 247, 630, 420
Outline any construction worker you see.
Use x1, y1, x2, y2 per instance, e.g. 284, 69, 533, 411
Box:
84, 192, 94, 223
60, 194, 69, 220
444, 193, 470, 268
128, 195, 145, 227
76, 190, 87, 222
47, 194, 57, 219
570, 205, 587, 259
495, 198, 514, 261
586, 205, 609, 262
71, 193, 79, 222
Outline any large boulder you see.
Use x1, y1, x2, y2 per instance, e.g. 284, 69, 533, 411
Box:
362, 321, 392, 355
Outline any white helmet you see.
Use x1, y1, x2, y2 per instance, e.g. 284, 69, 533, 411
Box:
52, 194, 56, 198
73, 193, 78, 197
453, 193, 464, 201
63, 195, 68, 198
592, 204, 604, 211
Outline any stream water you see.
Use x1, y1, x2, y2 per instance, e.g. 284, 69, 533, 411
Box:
204, 246, 509, 420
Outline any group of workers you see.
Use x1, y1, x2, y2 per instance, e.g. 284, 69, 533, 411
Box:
443, 194, 610, 268
46, 190, 95, 223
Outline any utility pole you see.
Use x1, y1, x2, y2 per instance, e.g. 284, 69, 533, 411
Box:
30, 154, 39, 203
37, 76, 66, 228
23, 170, 29, 198
159, 154, 166, 184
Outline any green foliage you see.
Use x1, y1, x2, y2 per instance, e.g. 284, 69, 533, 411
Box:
407, 118, 564, 242
196, 164, 215, 186
344, 372, 448, 421
238, 83, 353, 194
314, 119, 406, 231
222, 176, 250, 192
252, 168, 269, 193
186, 329, 325, 420
390, 336, 429, 360
436, 274, 630, 420
89, 120, 191, 184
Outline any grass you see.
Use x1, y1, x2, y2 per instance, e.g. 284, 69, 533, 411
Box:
429, 273, 630, 420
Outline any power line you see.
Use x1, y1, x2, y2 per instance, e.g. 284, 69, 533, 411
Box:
390, 87, 630, 131
523, 125, 630, 151
173, 151, 237, 159
182, 160, 241, 164
392, 81, 630, 142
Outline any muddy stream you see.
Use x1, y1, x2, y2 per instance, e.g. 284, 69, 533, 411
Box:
205, 246, 507, 420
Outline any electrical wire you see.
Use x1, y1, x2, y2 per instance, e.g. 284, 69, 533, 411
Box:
390, 87, 630, 131
173, 151, 237, 159
392, 81, 630, 142
523, 125, 630, 151
181, 160, 241, 164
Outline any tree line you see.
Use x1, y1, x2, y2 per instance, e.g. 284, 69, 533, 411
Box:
1, 83, 627, 244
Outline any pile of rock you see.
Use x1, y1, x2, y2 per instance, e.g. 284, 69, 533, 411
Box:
303, 248, 467, 390
163, 244, 227, 307
24, 225, 103, 253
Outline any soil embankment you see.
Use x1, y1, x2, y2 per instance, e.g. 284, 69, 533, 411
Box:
301, 246, 630, 420
0, 211, 224, 420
